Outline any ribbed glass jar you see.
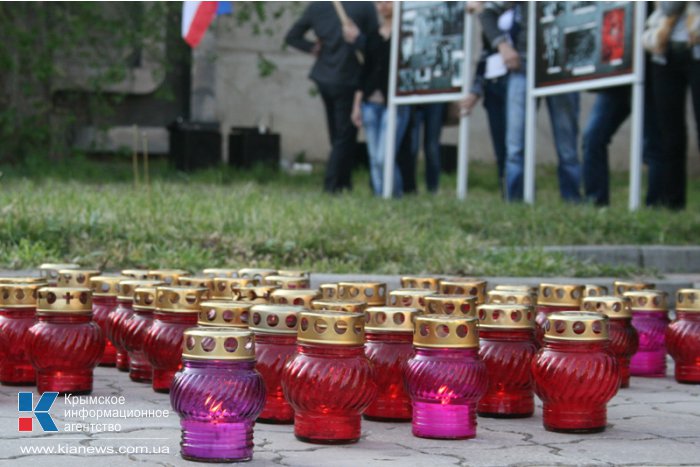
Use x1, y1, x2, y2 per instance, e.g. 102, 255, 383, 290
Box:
666, 289, 700, 384
626, 290, 669, 378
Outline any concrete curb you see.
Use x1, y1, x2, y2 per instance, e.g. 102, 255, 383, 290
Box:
540, 245, 700, 273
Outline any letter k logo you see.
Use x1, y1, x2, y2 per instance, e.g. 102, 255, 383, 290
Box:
18, 392, 58, 432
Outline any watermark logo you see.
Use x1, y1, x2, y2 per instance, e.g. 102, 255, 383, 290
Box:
18, 392, 58, 432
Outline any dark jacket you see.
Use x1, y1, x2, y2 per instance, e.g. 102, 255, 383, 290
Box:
479, 2, 527, 55
357, 29, 391, 102
285, 1, 379, 88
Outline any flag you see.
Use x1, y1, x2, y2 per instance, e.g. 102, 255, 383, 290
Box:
182, 1, 233, 48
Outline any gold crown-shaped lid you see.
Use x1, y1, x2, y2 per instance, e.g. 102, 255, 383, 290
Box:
424, 294, 477, 317
298, 310, 365, 345
278, 269, 310, 278
199, 300, 252, 327
582, 296, 632, 319
414, 315, 479, 348
614, 280, 655, 297
38, 263, 80, 280
262, 275, 311, 289
57, 269, 101, 287
486, 289, 537, 307
320, 283, 339, 299
182, 327, 255, 361
155, 286, 209, 313
89, 276, 128, 297
624, 290, 668, 312
178, 276, 216, 294
202, 268, 239, 278
365, 306, 419, 333
250, 304, 304, 334
121, 269, 150, 280
400, 276, 442, 291
212, 277, 260, 299
439, 279, 488, 304
538, 283, 584, 307
0, 282, 47, 308
311, 299, 367, 313
0, 276, 47, 284
388, 289, 434, 309
337, 282, 387, 306
494, 284, 539, 295
270, 288, 320, 307
117, 279, 164, 301
36, 287, 92, 314
133, 287, 158, 311
232, 285, 279, 303
477, 304, 535, 329
543, 311, 609, 341
238, 268, 278, 280
676, 289, 700, 312
147, 269, 189, 285
583, 284, 609, 298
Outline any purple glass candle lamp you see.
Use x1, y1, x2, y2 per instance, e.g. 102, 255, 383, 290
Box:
405, 315, 487, 439
171, 327, 265, 463
625, 290, 669, 377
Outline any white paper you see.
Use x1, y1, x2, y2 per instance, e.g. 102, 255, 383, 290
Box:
485, 53, 507, 79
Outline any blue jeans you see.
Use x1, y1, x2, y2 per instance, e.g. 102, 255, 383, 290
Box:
362, 102, 409, 197
505, 71, 581, 202
410, 103, 445, 192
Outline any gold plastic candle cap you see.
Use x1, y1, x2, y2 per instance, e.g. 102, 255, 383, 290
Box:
320, 283, 339, 299
439, 279, 488, 304
298, 310, 365, 345
57, 269, 101, 287
199, 300, 252, 327
178, 276, 215, 293
477, 304, 535, 329
117, 280, 164, 301
624, 290, 669, 312
337, 282, 387, 306
493, 284, 538, 295
583, 284, 609, 298
232, 285, 279, 303
311, 299, 368, 313
183, 327, 255, 361
388, 289, 434, 308
238, 268, 278, 280
486, 289, 537, 307
121, 269, 150, 280
36, 287, 92, 314
277, 269, 310, 278
38, 263, 80, 280
133, 287, 158, 311
270, 288, 320, 307
147, 269, 190, 285
676, 289, 700, 312
89, 276, 128, 297
0, 282, 47, 308
543, 311, 609, 341
424, 294, 477, 317
0, 276, 47, 284
202, 268, 239, 278
155, 286, 209, 313
262, 275, 311, 289
250, 304, 305, 334
614, 280, 655, 297
538, 283, 585, 307
400, 276, 442, 291
582, 296, 632, 319
212, 277, 260, 299
413, 315, 479, 349
364, 306, 419, 333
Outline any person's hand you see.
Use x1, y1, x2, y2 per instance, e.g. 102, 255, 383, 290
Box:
342, 19, 360, 44
459, 93, 480, 116
351, 103, 362, 128
498, 41, 521, 70
311, 39, 322, 57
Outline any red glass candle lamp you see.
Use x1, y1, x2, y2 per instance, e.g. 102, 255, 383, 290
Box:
582, 296, 639, 388
277, 269, 310, 278
337, 281, 387, 307
171, 328, 265, 463
144, 286, 209, 392
27, 287, 104, 394
179, 276, 216, 296
147, 269, 189, 286
38, 263, 80, 286
108, 279, 163, 371
405, 315, 487, 439
199, 300, 252, 328
363, 306, 419, 422
122, 286, 158, 382
476, 304, 537, 418
263, 275, 311, 290
282, 310, 376, 444
270, 288, 320, 308
494, 284, 538, 294
613, 281, 655, 297
625, 290, 669, 377
121, 269, 150, 280
56, 268, 101, 288
535, 284, 584, 346
583, 284, 609, 298
202, 268, 240, 278
532, 311, 620, 433
319, 283, 338, 299
424, 294, 477, 317
666, 289, 700, 383
311, 299, 367, 313
388, 289, 434, 310
439, 279, 488, 305
249, 304, 304, 423
232, 285, 279, 304
0, 282, 45, 385
486, 288, 537, 307
238, 268, 277, 282
400, 276, 442, 291
89, 276, 127, 366
212, 277, 259, 299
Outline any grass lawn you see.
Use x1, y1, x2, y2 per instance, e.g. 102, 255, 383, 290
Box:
1, 157, 698, 277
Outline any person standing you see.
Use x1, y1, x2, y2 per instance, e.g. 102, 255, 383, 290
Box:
285, 2, 379, 193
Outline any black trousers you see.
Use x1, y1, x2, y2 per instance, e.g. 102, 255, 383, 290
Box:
317, 81, 358, 193
650, 44, 700, 209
